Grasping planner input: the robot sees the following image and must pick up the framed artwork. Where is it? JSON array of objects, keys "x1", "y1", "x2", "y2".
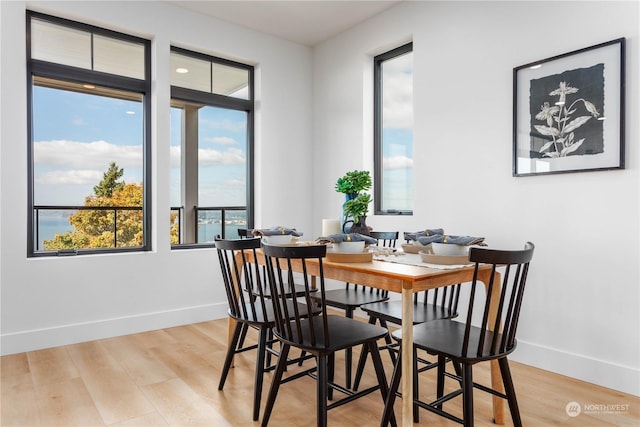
[{"x1": 513, "y1": 38, "x2": 625, "y2": 177}]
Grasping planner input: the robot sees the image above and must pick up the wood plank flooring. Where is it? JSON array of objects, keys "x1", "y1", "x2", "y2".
[{"x1": 2, "y1": 317, "x2": 639, "y2": 426}]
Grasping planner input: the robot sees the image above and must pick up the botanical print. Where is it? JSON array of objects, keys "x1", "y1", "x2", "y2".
[{"x1": 529, "y1": 64, "x2": 604, "y2": 158}]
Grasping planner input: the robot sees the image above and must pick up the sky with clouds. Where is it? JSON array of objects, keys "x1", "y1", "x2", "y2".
[
  {"x1": 381, "y1": 50, "x2": 413, "y2": 210},
  {"x1": 33, "y1": 85, "x2": 247, "y2": 207}
]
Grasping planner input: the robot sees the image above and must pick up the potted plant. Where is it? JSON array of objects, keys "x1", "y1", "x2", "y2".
[{"x1": 335, "y1": 170, "x2": 372, "y2": 234}]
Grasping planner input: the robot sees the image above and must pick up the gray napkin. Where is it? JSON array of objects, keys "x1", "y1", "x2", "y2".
[
  {"x1": 317, "y1": 233, "x2": 378, "y2": 245},
  {"x1": 404, "y1": 229, "x2": 445, "y2": 241},
  {"x1": 417, "y1": 235, "x2": 485, "y2": 246},
  {"x1": 252, "y1": 226, "x2": 303, "y2": 237}
]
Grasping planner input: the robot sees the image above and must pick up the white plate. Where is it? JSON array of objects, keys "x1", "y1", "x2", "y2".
[{"x1": 331, "y1": 241, "x2": 365, "y2": 253}]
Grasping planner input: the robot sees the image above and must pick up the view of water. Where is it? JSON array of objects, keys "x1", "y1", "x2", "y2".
[
  {"x1": 36, "y1": 216, "x2": 74, "y2": 250},
  {"x1": 36, "y1": 214, "x2": 246, "y2": 248},
  {"x1": 198, "y1": 223, "x2": 245, "y2": 242}
]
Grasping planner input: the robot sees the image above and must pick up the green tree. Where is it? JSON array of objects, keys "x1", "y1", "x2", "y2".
[{"x1": 93, "y1": 162, "x2": 124, "y2": 197}]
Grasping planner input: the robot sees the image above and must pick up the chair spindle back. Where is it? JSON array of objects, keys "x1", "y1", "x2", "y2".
[
  {"x1": 462, "y1": 242, "x2": 534, "y2": 357},
  {"x1": 263, "y1": 243, "x2": 329, "y2": 348}
]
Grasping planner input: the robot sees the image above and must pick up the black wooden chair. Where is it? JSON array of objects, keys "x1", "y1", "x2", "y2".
[
  {"x1": 237, "y1": 228, "x2": 251, "y2": 238},
  {"x1": 310, "y1": 230, "x2": 398, "y2": 389},
  {"x1": 352, "y1": 282, "x2": 461, "y2": 421},
  {"x1": 380, "y1": 242, "x2": 535, "y2": 427},
  {"x1": 215, "y1": 237, "x2": 315, "y2": 421},
  {"x1": 260, "y1": 242, "x2": 397, "y2": 427}
]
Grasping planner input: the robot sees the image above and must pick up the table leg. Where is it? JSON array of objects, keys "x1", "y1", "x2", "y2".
[{"x1": 401, "y1": 285, "x2": 413, "y2": 427}]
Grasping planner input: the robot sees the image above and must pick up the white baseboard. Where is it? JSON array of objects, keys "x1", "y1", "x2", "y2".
[
  {"x1": 0, "y1": 303, "x2": 229, "y2": 356},
  {"x1": 512, "y1": 339, "x2": 640, "y2": 397}
]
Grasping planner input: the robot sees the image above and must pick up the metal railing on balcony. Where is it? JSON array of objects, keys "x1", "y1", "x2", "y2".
[{"x1": 33, "y1": 205, "x2": 247, "y2": 251}]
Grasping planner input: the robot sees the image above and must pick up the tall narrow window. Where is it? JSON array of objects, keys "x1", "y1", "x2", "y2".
[
  {"x1": 374, "y1": 43, "x2": 413, "y2": 214},
  {"x1": 27, "y1": 12, "x2": 151, "y2": 256},
  {"x1": 170, "y1": 47, "x2": 253, "y2": 247}
]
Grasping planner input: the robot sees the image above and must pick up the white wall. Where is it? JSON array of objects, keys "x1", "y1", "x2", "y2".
[
  {"x1": 312, "y1": 1, "x2": 639, "y2": 395},
  {"x1": 0, "y1": 1, "x2": 314, "y2": 353}
]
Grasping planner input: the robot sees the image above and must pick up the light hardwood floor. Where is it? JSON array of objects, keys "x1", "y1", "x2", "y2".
[{"x1": 2, "y1": 317, "x2": 638, "y2": 426}]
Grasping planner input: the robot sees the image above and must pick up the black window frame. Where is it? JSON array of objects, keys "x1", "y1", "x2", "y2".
[
  {"x1": 26, "y1": 11, "x2": 152, "y2": 257},
  {"x1": 169, "y1": 46, "x2": 255, "y2": 249},
  {"x1": 373, "y1": 42, "x2": 413, "y2": 216}
]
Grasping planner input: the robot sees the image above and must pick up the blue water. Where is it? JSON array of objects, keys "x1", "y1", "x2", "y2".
[
  {"x1": 36, "y1": 215, "x2": 74, "y2": 249},
  {"x1": 37, "y1": 215, "x2": 245, "y2": 247},
  {"x1": 198, "y1": 223, "x2": 244, "y2": 242}
]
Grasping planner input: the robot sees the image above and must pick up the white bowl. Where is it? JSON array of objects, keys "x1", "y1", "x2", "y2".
[
  {"x1": 332, "y1": 241, "x2": 366, "y2": 253},
  {"x1": 263, "y1": 235, "x2": 295, "y2": 245},
  {"x1": 431, "y1": 242, "x2": 469, "y2": 256}
]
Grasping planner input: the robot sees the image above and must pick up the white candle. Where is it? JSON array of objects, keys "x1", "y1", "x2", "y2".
[{"x1": 322, "y1": 219, "x2": 341, "y2": 236}]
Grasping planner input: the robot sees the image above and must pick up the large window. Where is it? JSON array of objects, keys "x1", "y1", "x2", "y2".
[
  {"x1": 374, "y1": 43, "x2": 414, "y2": 214},
  {"x1": 170, "y1": 47, "x2": 253, "y2": 247},
  {"x1": 27, "y1": 12, "x2": 151, "y2": 256}
]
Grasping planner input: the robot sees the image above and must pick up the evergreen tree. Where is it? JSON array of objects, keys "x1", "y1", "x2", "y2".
[{"x1": 93, "y1": 162, "x2": 124, "y2": 198}]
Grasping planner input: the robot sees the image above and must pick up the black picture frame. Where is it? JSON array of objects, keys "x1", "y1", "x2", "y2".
[{"x1": 513, "y1": 38, "x2": 625, "y2": 177}]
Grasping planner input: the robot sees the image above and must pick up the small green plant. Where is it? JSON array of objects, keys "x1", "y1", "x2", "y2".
[
  {"x1": 343, "y1": 193, "x2": 372, "y2": 219},
  {"x1": 335, "y1": 170, "x2": 372, "y2": 195}
]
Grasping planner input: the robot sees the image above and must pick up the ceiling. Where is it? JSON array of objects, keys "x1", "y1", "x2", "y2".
[{"x1": 167, "y1": 1, "x2": 401, "y2": 46}]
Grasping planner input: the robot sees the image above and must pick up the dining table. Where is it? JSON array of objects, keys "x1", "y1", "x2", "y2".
[{"x1": 231, "y1": 248, "x2": 504, "y2": 427}]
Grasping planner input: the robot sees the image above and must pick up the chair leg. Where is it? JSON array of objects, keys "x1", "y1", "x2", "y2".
[
  {"x1": 498, "y1": 358, "x2": 522, "y2": 427},
  {"x1": 218, "y1": 321, "x2": 243, "y2": 390},
  {"x1": 462, "y1": 364, "x2": 474, "y2": 427},
  {"x1": 317, "y1": 354, "x2": 328, "y2": 427},
  {"x1": 260, "y1": 344, "x2": 290, "y2": 427},
  {"x1": 413, "y1": 347, "x2": 419, "y2": 422},
  {"x1": 328, "y1": 353, "x2": 335, "y2": 401},
  {"x1": 252, "y1": 327, "x2": 268, "y2": 421},
  {"x1": 352, "y1": 316, "x2": 376, "y2": 391},
  {"x1": 380, "y1": 350, "x2": 401, "y2": 427},
  {"x1": 344, "y1": 308, "x2": 354, "y2": 389},
  {"x1": 369, "y1": 342, "x2": 397, "y2": 427},
  {"x1": 436, "y1": 355, "x2": 447, "y2": 409}
]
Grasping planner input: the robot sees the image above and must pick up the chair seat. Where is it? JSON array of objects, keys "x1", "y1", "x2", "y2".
[
  {"x1": 392, "y1": 319, "x2": 516, "y2": 361},
  {"x1": 275, "y1": 314, "x2": 389, "y2": 353},
  {"x1": 316, "y1": 288, "x2": 389, "y2": 310},
  {"x1": 361, "y1": 300, "x2": 457, "y2": 325}
]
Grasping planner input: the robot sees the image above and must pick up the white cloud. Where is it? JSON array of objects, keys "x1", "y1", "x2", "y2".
[
  {"x1": 382, "y1": 53, "x2": 413, "y2": 130},
  {"x1": 35, "y1": 169, "x2": 102, "y2": 185},
  {"x1": 170, "y1": 145, "x2": 181, "y2": 167},
  {"x1": 170, "y1": 146, "x2": 245, "y2": 168},
  {"x1": 199, "y1": 147, "x2": 245, "y2": 166},
  {"x1": 34, "y1": 140, "x2": 142, "y2": 169},
  {"x1": 384, "y1": 155, "x2": 413, "y2": 170}
]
